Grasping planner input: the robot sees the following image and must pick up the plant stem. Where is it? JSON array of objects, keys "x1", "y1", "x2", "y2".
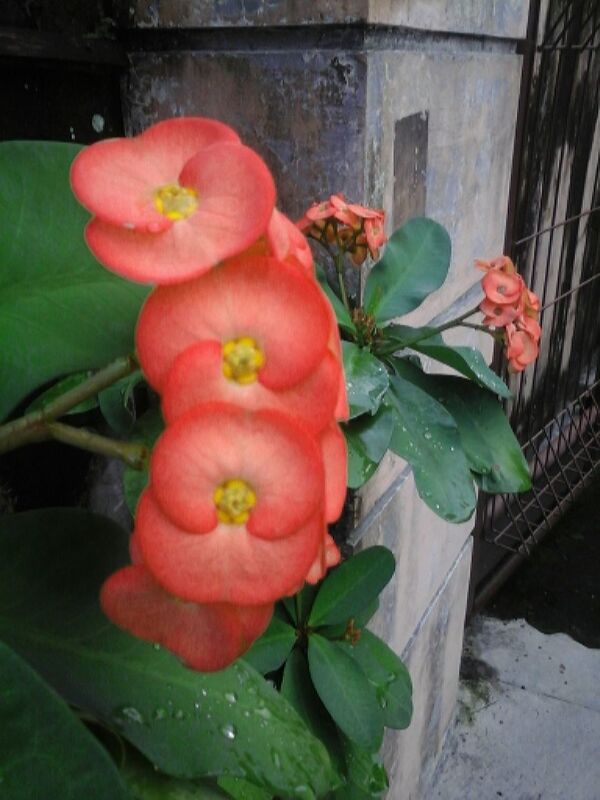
[
  {"x1": 46, "y1": 422, "x2": 148, "y2": 469},
  {"x1": 458, "y1": 321, "x2": 497, "y2": 334},
  {"x1": 335, "y1": 252, "x2": 351, "y2": 314},
  {"x1": 0, "y1": 355, "x2": 139, "y2": 458}
]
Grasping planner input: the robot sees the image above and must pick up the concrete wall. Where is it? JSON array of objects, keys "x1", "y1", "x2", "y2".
[{"x1": 120, "y1": 3, "x2": 528, "y2": 796}]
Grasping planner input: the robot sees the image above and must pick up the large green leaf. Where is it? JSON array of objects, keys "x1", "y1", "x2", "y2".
[
  {"x1": 381, "y1": 325, "x2": 510, "y2": 398},
  {"x1": 386, "y1": 374, "x2": 476, "y2": 522},
  {"x1": 339, "y1": 631, "x2": 412, "y2": 730},
  {"x1": 309, "y1": 547, "x2": 395, "y2": 629},
  {"x1": 217, "y1": 776, "x2": 271, "y2": 800},
  {"x1": 121, "y1": 747, "x2": 229, "y2": 800},
  {"x1": 0, "y1": 641, "x2": 128, "y2": 800},
  {"x1": 344, "y1": 404, "x2": 395, "y2": 489},
  {"x1": 0, "y1": 141, "x2": 149, "y2": 421},
  {"x1": 307, "y1": 636, "x2": 383, "y2": 751},
  {"x1": 391, "y1": 360, "x2": 531, "y2": 493},
  {"x1": 0, "y1": 509, "x2": 337, "y2": 799},
  {"x1": 363, "y1": 218, "x2": 451, "y2": 326},
  {"x1": 342, "y1": 343, "x2": 389, "y2": 419}
]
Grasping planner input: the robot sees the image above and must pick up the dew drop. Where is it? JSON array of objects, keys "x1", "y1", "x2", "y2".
[
  {"x1": 221, "y1": 723, "x2": 237, "y2": 740},
  {"x1": 271, "y1": 749, "x2": 282, "y2": 769},
  {"x1": 152, "y1": 643, "x2": 161, "y2": 651},
  {"x1": 254, "y1": 707, "x2": 272, "y2": 720},
  {"x1": 153, "y1": 707, "x2": 167, "y2": 721},
  {"x1": 174, "y1": 709, "x2": 186, "y2": 720},
  {"x1": 225, "y1": 692, "x2": 237, "y2": 704},
  {"x1": 120, "y1": 706, "x2": 145, "y2": 725},
  {"x1": 423, "y1": 431, "x2": 432, "y2": 440}
]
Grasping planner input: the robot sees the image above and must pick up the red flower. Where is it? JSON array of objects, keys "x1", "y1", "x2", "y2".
[
  {"x1": 136, "y1": 255, "x2": 331, "y2": 393},
  {"x1": 101, "y1": 564, "x2": 273, "y2": 671},
  {"x1": 71, "y1": 117, "x2": 276, "y2": 285},
  {"x1": 505, "y1": 323, "x2": 539, "y2": 372},
  {"x1": 150, "y1": 403, "x2": 325, "y2": 539},
  {"x1": 135, "y1": 490, "x2": 324, "y2": 605},
  {"x1": 481, "y1": 269, "x2": 524, "y2": 306}
]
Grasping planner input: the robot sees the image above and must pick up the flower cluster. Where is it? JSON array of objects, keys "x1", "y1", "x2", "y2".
[
  {"x1": 298, "y1": 193, "x2": 386, "y2": 265},
  {"x1": 71, "y1": 118, "x2": 347, "y2": 671},
  {"x1": 476, "y1": 256, "x2": 542, "y2": 372}
]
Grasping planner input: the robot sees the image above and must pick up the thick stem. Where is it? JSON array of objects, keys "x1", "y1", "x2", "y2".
[
  {"x1": 47, "y1": 422, "x2": 148, "y2": 470},
  {"x1": 0, "y1": 355, "x2": 138, "y2": 456},
  {"x1": 376, "y1": 305, "x2": 482, "y2": 355}
]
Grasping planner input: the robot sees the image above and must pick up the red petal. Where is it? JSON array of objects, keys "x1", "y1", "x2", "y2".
[
  {"x1": 136, "y1": 490, "x2": 324, "y2": 604},
  {"x1": 101, "y1": 564, "x2": 272, "y2": 671},
  {"x1": 136, "y1": 255, "x2": 331, "y2": 391},
  {"x1": 70, "y1": 117, "x2": 240, "y2": 231},
  {"x1": 151, "y1": 403, "x2": 324, "y2": 539},
  {"x1": 320, "y1": 422, "x2": 347, "y2": 523},
  {"x1": 162, "y1": 342, "x2": 339, "y2": 433}
]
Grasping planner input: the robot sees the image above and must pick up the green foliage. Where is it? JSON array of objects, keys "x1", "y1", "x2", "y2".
[
  {"x1": 98, "y1": 369, "x2": 144, "y2": 436},
  {"x1": 333, "y1": 738, "x2": 388, "y2": 799},
  {"x1": 217, "y1": 777, "x2": 271, "y2": 800},
  {"x1": 391, "y1": 359, "x2": 531, "y2": 493},
  {"x1": 307, "y1": 635, "x2": 383, "y2": 751},
  {"x1": 344, "y1": 404, "x2": 395, "y2": 489},
  {"x1": 0, "y1": 509, "x2": 338, "y2": 799},
  {"x1": 386, "y1": 373, "x2": 476, "y2": 522},
  {"x1": 338, "y1": 631, "x2": 412, "y2": 730},
  {"x1": 0, "y1": 641, "x2": 128, "y2": 800},
  {"x1": 123, "y1": 407, "x2": 165, "y2": 514},
  {"x1": 342, "y1": 342, "x2": 389, "y2": 419},
  {"x1": 308, "y1": 547, "x2": 395, "y2": 627},
  {"x1": 381, "y1": 325, "x2": 510, "y2": 398},
  {"x1": 0, "y1": 141, "x2": 148, "y2": 421},
  {"x1": 121, "y1": 747, "x2": 230, "y2": 799},
  {"x1": 364, "y1": 218, "x2": 451, "y2": 325},
  {"x1": 242, "y1": 616, "x2": 297, "y2": 675}
]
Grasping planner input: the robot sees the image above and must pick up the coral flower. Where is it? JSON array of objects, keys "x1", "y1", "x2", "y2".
[
  {"x1": 70, "y1": 117, "x2": 276, "y2": 284},
  {"x1": 135, "y1": 490, "x2": 325, "y2": 606},
  {"x1": 320, "y1": 421, "x2": 348, "y2": 522},
  {"x1": 505, "y1": 324, "x2": 539, "y2": 372},
  {"x1": 101, "y1": 564, "x2": 273, "y2": 672},
  {"x1": 136, "y1": 255, "x2": 332, "y2": 393},
  {"x1": 304, "y1": 533, "x2": 342, "y2": 585},
  {"x1": 150, "y1": 403, "x2": 325, "y2": 539},
  {"x1": 162, "y1": 340, "x2": 340, "y2": 430},
  {"x1": 481, "y1": 269, "x2": 524, "y2": 305},
  {"x1": 480, "y1": 298, "x2": 523, "y2": 328}
]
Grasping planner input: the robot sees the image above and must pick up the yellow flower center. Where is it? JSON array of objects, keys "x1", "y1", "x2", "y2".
[
  {"x1": 213, "y1": 478, "x2": 257, "y2": 525},
  {"x1": 154, "y1": 184, "x2": 199, "y2": 221},
  {"x1": 222, "y1": 337, "x2": 265, "y2": 384}
]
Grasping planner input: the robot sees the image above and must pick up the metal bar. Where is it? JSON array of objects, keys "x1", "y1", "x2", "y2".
[{"x1": 513, "y1": 203, "x2": 600, "y2": 245}]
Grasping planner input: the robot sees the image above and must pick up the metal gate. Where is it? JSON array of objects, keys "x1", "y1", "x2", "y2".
[{"x1": 471, "y1": 0, "x2": 600, "y2": 607}]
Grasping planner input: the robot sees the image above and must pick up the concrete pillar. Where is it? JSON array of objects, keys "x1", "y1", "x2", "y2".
[{"x1": 120, "y1": 3, "x2": 530, "y2": 795}]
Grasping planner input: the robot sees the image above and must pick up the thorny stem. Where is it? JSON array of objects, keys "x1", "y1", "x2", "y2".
[
  {"x1": 0, "y1": 355, "x2": 145, "y2": 468},
  {"x1": 376, "y1": 305, "x2": 482, "y2": 355}
]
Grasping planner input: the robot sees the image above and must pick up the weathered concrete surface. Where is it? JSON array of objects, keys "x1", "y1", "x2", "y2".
[
  {"x1": 380, "y1": 539, "x2": 473, "y2": 800},
  {"x1": 426, "y1": 617, "x2": 600, "y2": 800},
  {"x1": 124, "y1": 50, "x2": 367, "y2": 220},
  {"x1": 126, "y1": 0, "x2": 529, "y2": 38}
]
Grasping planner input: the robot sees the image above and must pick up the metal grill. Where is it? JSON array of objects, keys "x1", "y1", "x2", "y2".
[{"x1": 480, "y1": 0, "x2": 600, "y2": 555}]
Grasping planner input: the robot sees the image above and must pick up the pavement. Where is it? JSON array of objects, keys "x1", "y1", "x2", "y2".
[{"x1": 425, "y1": 615, "x2": 600, "y2": 800}]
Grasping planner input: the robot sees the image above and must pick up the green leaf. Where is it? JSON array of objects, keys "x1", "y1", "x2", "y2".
[
  {"x1": 391, "y1": 360, "x2": 531, "y2": 494},
  {"x1": 241, "y1": 616, "x2": 297, "y2": 675},
  {"x1": 217, "y1": 776, "x2": 271, "y2": 800},
  {"x1": 386, "y1": 374, "x2": 476, "y2": 522},
  {"x1": 0, "y1": 641, "x2": 128, "y2": 800},
  {"x1": 383, "y1": 325, "x2": 510, "y2": 398},
  {"x1": 0, "y1": 141, "x2": 149, "y2": 421},
  {"x1": 25, "y1": 371, "x2": 99, "y2": 415},
  {"x1": 344, "y1": 404, "x2": 395, "y2": 489},
  {"x1": 0, "y1": 509, "x2": 338, "y2": 799},
  {"x1": 342, "y1": 342, "x2": 389, "y2": 419},
  {"x1": 333, "y1": 737, "x2": 388, "y2": 799},
  {"x1": 364, "y1": 218, "x2": 451, "y2": 325},
  {"x1": 281, "y1": 650, "x2": 345, "y2": 781},
  {"x1": 315, "y1": 263, "x2": 355, "y2": 335},
  {"x1": 309, "y1": 547, "x2": 395, "y2": 628},
  {"x1": 121, "y1": 747, "x2": 229, "y2": 799},
  {"x1": 99, "y1": 370, "x2": 144, "y2": 435},
  {"x1": 318, "y1": 599, "x2": 379, "y2": 640},
  {"x1": 123, "y1": 407, "x2": 164, "y2": 514},
  {"x1": 339, "y1": 631, "x2": 412, "y2": 730},
  {"x1": 307, "y1": 636, "x2": 383, "y2": 751}
]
